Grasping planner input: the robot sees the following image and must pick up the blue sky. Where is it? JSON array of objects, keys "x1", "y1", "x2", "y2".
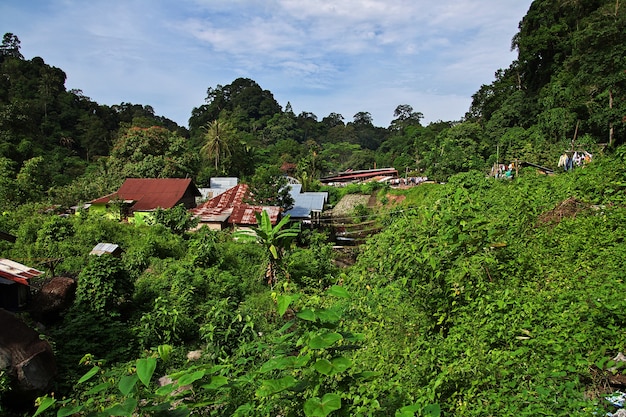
[{"x1": 1, "y1": 0, "x2": 533, "y2": 128}]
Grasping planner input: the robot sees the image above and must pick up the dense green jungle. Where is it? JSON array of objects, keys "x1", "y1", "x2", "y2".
[{"x1": 1, "y1": 0, "x2": 626, "y2": 415}]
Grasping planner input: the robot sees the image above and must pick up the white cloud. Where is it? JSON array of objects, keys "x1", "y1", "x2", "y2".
[{"x1": 0, "y1": 0, "x2": 533, "y2": 127}]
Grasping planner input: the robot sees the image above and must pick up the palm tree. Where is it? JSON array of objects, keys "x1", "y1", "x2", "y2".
[{"x1": 201, "y1": 118, "x2": 235, "y2": 172}]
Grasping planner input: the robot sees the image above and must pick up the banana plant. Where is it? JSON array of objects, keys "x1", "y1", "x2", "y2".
[{"x1": 235, "y1": 210, "x2": 300, "y2": 286}]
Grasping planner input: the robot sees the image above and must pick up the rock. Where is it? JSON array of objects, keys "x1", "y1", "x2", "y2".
[
  {"x1": 28, "y1": 277, "x2": 76, "y2": 323},
  {"x1": 0, "y1": 308, "x2": 56, "y2": 406},
  {"x1": 187, "y1": 350, "x2": 202, "y2": 361}
]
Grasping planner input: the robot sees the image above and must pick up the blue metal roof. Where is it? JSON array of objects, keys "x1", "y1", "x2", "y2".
[{"x1": 285, "y1": 188, "x2": 327, "y2": 219}]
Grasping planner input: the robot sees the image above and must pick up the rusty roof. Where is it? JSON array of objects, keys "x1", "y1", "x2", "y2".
[
  {"x1": 229, "y1": 205, "x2": 281, "y2": 226},
  {"x1": 320, "y1": 168, "x2": 398, "y2": 183},
  {"x1": 0, "y1": 258, "x2": 43, "y2": 286},
  {"x1": 91, "y1": 178, "x2": 201, "y2": 211},
  {"x1": 190, "y1": 183, "x2": 280, "y2": 225},
  {"x1": 190, "y1": 183, "x2": 250, "y2": 222}
]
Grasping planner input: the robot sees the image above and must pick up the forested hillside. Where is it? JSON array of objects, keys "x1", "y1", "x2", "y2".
[
  {"x1": 1, "y1": 0, "x2": 625, "y2": 210},
  {"x1": 1, "y1": 0, "x2": 626, "y2": 416}
]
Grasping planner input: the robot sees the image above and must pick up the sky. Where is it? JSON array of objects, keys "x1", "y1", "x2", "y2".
[{"x1": 1, "y1": 0, "x2": 534, "y2": 129}]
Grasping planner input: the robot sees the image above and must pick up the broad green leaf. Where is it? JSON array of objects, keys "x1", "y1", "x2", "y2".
[
  {"x1": 269, "y1": 244, "x2": 279, "y2": 259},
  {"x1": 303, "y1": 393, "x2": 342, "y2": 417},
  {"x1": 309, "y1": 332, "x2": 343, "y2": 349},
  {"x1": 327, "y1": 285, "x2": 350, "y2": 298},
  {"x1": 157, "y1": 344, "x2": 173, "y2": 361},
  {"x1": 57, "y1": 405, "x2": 83, "y2": 417},
  {"x1": 118, "y1": 374, "x2": 139, "y2": 396},
  {"x1": 296, "y1": 308, "x2": 317, "y2": 321},
  {"x1": 277, "y1": 294, "x2": 294, "y2": 316},
  {"x1": 77, "y1": 365, "x2": 100, "y2": 384},
  {"x1": 155, "y1": 383, "x2": 176, "y2": 396},
  {"x1": 313, "y1": 359, "x2": 334, "y2": 375},
  {"x1": 260, "y1": 356, "x2": 296, "y2": 373},
  {"x1": 103, "y1": 397, "x2": 138, "y2": 416},
  {"x1": 85, "y1": 382, "x2": 110, "y2": 395},
  {"x1": 395, "y1": 403, "x2": 420, "y2": 417},
  {"x1": 136, "y1": 357, "x2": 157, "y2": 387},
  {"x1": 201, "y1": 375, "x2": 228, "y2": 390},
  {"x1": 255, "y1": 376, "x2": 297, "y2": 397},
  {"x1": 233, "y1": 403, "x2": 253, "y2": 417},
  {"x1": 177, "y1": 370, "x2": 205, "y2": 387},
  {"x1": 293, "y1": 354, "x2": 311, "y2": 368},
  {"x1": 313, "y1": 357, "x2": 352, "y2": 376},
  {"x1": 315, "y1": 308, "x2": 341, "y2": 323},
  {"x1": 423, "y1": 403, "x2": 441, "y2": 417},
  {"x1": 353, "y1": 371, "x2": 381, "y2": 380},
  {"x1": 32, "y1": 396, "x2": 56, "y2": 417}
]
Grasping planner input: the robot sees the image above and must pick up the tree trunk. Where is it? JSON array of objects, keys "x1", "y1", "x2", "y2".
[{"x1": 609, "y1": 89, "x2": 615, "y2": 147}]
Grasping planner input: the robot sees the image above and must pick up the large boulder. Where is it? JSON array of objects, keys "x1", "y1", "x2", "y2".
[
  {"x1": 28, "y1": 277, "x2": 76, "y2": 323},
  {"x1": 0, "y1": 308, "x2": 56, "y2": 407}
]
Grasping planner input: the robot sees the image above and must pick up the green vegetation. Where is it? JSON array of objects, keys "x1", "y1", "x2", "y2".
[
  {"x1": 11, "y1": 151, "x2": 626, "y2": 417},
  {"x1": 1, "y1": 1, "x2": 626, "y2": 415}
]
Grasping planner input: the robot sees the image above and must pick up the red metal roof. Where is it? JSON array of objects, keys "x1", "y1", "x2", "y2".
[
  {"x1": 320, "y1": 168, "x2": 398, "y2": 183},
  {"x1": 190, "y1": 183, "x2": 280, "y2": 225},
  {"x1": 190, "y1": 184, "x2": 250, "y2": 221},
  {"x1": 0, "y1": 259, "x2": 43, "y2": 286},
  {"x1": 91, "y1": 178, "x2": 200, "y2": 211},
  {"x1": 229, "y1": 205, "x2": 281, "y2": 226}
]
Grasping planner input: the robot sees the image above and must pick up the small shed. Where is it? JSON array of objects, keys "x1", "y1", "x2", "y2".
[
  {"x1": 89, "y1": 243, "x2": 123, "y2": 257},
  {"x1": 0, "y1": 259, "x2": 43, "y2": 311},
  {"x1": 285, "y1": 185, "x2": 328, "y2": 225}
]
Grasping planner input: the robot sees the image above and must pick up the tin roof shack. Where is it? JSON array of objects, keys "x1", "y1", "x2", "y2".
[
  {"x1": 90, "y1": 243, "x2": 123, "y2": 257},
  {"x1": 0, "y1": 259, "x2": 43, "y2": 311},
  {"x1": 190, "y1": 184, "x2": 280, "y2": 230},
  {"x1": 90, "y1": 178, "x2": 201, "y2": 224},
  {"x1": 284, "y1": 184, "x2": 328, "y2": 225}
]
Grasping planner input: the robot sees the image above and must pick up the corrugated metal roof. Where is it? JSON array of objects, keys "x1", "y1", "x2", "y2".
[
  {"x1": 198, "y1": 177, "x2": 240, "y2": 201},
  {"x1": 289, "y1": 184, "x2": 302, "y2": 195},
  {"x1": 210, "y1": 177, "x2": 239, "y2": 189},
  {"x1": 229, "y1": 205, "x2": 281, "y2": 226},
  {"x1": 90, "y1": 243, "x2": 122, "y2": 256},
  {"x1": 190, "y1": 184, "x2": 250, "y2": 222},
  {"x1": 320, "y1": 168, "x2": 398, "y2": 183},
  {"x1": 191, "y1": 183, "x2": 281, "y2": 225},
  {"x1": 0, "y1": 259, "x2": 43, "y2": 286},
  {"x1": 91, "y1": 178, "x2": 201, "y2": 211},
  {"x1": 285, "y1": 186, "x2": 328, "y2": 219}
]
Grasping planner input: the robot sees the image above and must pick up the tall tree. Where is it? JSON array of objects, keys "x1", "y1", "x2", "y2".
[
  {"x1": 0, "y1": 33, "x2": 23, "y2": 60},
  {"x1": 201, "y1": 117, "x2": 236, "y2": 173},
  {"x1": 247, "y1": 165, "x2": 294, "y2": 211},
  {"x1": 108, "y1": 126, "x2": 197, "y2": 178}
]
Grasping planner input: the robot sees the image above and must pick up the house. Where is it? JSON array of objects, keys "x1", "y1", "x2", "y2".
[
  {"x1": 319, "y1": 168, "x2": 399, "y2": 185},
  {"x1": 89, "y1": 178, "x2": 201, "y2": 224},
  {"x1": 284, "y1": 184, "x2": 328, "y2": 225},
  {"x1": 0, "y1": 259, "x2": 43, "y2": 311},
  {"x1": 190, "y1": 183, "x2": 280, "y2": 230}
]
